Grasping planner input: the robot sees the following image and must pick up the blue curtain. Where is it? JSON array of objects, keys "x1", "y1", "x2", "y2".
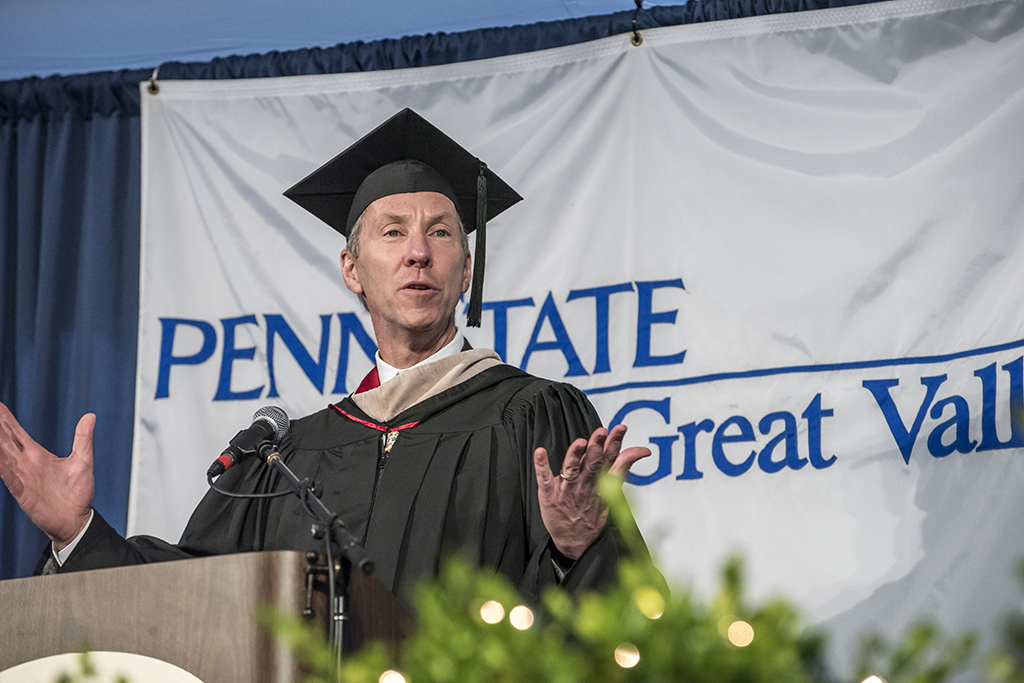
[
  {"x1": 0, "y1": 0, "x2": 878, "y2": 579},
  {"x1": 1, "y1": 77, "x2": 143, "y2": 579}
]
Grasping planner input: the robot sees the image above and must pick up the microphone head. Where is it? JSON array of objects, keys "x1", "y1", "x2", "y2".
[{"x1": 252, "y1": 406, "x2": 290, "y2": 444}]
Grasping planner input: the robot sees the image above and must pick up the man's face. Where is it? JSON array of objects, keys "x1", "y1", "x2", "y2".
[{"x1": 341, "y1": 191, "x2": 471, "y2": 345}]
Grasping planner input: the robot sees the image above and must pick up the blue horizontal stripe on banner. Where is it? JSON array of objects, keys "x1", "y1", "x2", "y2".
[{"x1": 583, "y1": 337, "x2": 1024, "y2": 396}]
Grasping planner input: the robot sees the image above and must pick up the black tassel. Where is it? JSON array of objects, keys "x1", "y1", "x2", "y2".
[{"x1": 468, "y1": 161, "x2": 487, "y2": 328}]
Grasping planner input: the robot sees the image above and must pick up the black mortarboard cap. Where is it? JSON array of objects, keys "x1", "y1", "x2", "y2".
[{"x1": 283, "y1": 108, "x2": 522, "y2": 327}]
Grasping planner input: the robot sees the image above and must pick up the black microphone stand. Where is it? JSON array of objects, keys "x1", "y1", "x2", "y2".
[{"x1": 258, "y1": 441, "x2": 374, "y2": 669}]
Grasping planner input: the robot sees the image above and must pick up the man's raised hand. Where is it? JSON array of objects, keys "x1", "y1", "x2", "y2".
[
  {"x1": 0, "y1": 402, "x2": 95, "y2": 549},
  {"x1": 533, "y1": 424, "x2": 650, "y2": 559}
]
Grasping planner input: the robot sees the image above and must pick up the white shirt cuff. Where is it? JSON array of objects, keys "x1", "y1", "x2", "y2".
[{"x1": 52, "y1": 509, "x2": 94, "y2": 566}]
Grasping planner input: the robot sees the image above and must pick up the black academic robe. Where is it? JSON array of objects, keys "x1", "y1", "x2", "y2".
[{"x1": 47, "y1": 364, "x2": 633, "y2": 604}]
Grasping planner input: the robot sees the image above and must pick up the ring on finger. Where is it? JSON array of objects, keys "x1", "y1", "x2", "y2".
[{"x1": 559, "y1": 471, "x2": 578, "y2": 482}]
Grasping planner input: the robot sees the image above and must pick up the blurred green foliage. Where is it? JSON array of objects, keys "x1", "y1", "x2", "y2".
[
  {"x1": 50, "y1": 650, "x2": 129, "y2": 683},
  {"x1": 854, "y1": 622, "x2": 976, "y2": 683},
  {"x1": 987, "y1": 559, "x2": 1024, "y2": 683}
]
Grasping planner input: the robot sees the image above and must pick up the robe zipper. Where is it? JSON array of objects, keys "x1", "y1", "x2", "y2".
[
  {"x1": 375, "y1": 430, "x2": 391, "y2": 493},
  {"x1": 361, "y1": 428, "x2": 394, "y2": 544}
]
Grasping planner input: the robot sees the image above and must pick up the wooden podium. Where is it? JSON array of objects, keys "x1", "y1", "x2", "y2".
[{"x1": 0, "y1": 551, "x2": 411, "y2": 682}]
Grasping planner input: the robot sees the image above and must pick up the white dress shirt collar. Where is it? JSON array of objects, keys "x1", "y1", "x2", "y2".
[{"x1": 375, "y1": 329, "x2": 465, "y2": 386}]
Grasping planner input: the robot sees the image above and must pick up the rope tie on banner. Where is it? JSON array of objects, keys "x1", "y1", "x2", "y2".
[
  {"x1": 147, "y1": 66, "x2": 160, "y2": 95},
  {"x1": 631, "y1": 0, "x2": 644, "y2": 46}
]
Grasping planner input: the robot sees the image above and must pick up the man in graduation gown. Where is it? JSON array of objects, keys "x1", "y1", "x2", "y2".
[{"x1": 0, "y1": 109, "x2": 652, "y2": 604}]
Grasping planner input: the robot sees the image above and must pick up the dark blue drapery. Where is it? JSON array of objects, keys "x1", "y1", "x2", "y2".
[{"x1": 0, "y1": 0, "x2": 877, "y2": 579}]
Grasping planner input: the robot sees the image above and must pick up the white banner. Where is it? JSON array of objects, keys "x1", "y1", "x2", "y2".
[{"x1": 138, "y1": 0, "x2": 1024, "y2": 670}]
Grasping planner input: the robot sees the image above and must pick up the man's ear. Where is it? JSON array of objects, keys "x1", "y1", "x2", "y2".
[
  {"x1": 461, "y1": 250, "x2": 472, "y2": 294},
  {"x1": 340, "y1": 250, "x2": 363, "y2": 295}
]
